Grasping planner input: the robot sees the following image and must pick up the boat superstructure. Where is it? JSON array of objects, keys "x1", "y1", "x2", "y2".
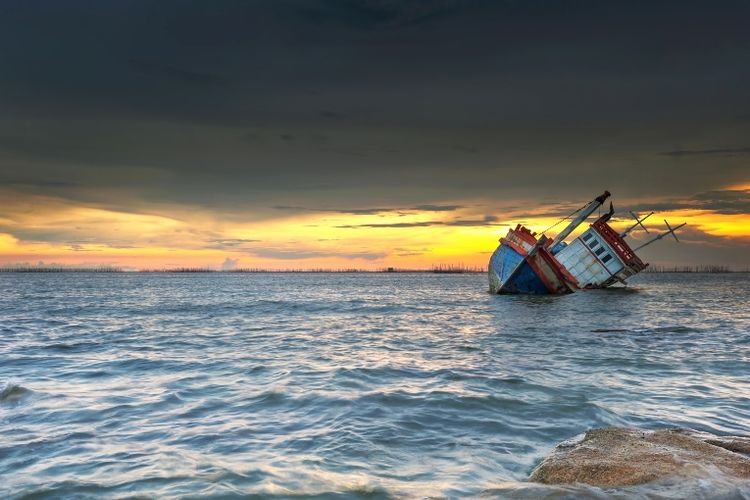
[{"x1": 488, "y1": 191, "x2": 685, "y2": 294}]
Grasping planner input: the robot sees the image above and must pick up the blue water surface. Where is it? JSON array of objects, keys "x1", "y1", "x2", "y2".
[{"x1": 1, "y1": 273, "x2": 749, "y2": 498}]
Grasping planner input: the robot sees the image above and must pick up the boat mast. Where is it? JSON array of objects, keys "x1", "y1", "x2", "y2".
[
  {"x1": 633, "y1": 220, "x2": 686, "y2": 251},
  {"x1": 621, "y1": 211, "x2": 654, "y2": 237},
  {"x1": 549, "y1": 191, "x2": 611, "y2": 248}
]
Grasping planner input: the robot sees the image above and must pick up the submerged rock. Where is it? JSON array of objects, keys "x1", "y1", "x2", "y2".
[{"x1": 530, "y1": 427, "x2": 750, "y2": 487}]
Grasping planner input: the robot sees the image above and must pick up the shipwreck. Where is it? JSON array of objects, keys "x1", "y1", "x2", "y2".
[{"x1": 488, "y1": 191, "x2": 686, "y2": 294}]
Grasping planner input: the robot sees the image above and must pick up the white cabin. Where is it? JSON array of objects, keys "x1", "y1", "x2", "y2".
[{"x1": 554, "y1": 218, "x2": 646, "y2": 288}]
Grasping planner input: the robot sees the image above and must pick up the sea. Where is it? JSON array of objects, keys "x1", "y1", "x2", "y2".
[{"x1": 1, "y1": 272, "x2": 749, "y2": 499}]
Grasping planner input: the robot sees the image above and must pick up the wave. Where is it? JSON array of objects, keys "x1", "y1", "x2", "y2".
[
  {"x1": 0, "y1": 380, "x2": 31, "y2": 403},
  {"x1": 591, "y1": 325, "x2": 701, "y2": 334}
]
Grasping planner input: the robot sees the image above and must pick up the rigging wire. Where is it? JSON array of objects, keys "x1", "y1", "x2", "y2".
[{"x1": 541, "y1": 203, "x2": 587, "y2": 234}]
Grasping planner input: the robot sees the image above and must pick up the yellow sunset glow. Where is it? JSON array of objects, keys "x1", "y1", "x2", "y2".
[
  {"x1": 0, "y1": 189, "x2": 748, "y2": 269},
  {"x1": 661, "y1": 211, "x2": 750, "y2": 238}
]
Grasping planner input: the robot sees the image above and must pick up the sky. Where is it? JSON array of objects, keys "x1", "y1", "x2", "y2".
[{"x1": 1, "y1": 0, "x2": 749, "y2": 270}]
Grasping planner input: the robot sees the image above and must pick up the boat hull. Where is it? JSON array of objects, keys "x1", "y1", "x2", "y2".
[
  {"x1": 488, "y1": 226, "x2": 577, "y2": 295},
  {"x1": 488, "y1": 241, "x2": 549, "y2": 294}
]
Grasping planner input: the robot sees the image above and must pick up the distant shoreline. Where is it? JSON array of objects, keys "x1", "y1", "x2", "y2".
[
  {"x1": 0, "y1": 265, "x2": 483, "y2": 274},
  {"x1": 0, "y1": 266, "x2": 747, "y2": 274}
]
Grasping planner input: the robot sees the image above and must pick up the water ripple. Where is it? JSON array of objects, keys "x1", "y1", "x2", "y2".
[{"x1": 1, "y1": 272, "x2": 749, "y2": 498}]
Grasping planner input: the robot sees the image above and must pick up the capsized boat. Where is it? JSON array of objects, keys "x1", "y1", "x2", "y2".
[{"x1": 488, "y1": 191, "x2": 686, "y2": 294}]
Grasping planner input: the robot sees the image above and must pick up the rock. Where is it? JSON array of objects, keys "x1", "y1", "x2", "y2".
[
  {"x1": 671, "y1": 427, "x2": 750, "y2": 456},
  {"x1": 530, "y1": 427, "x2": 750, "y2": 487}
]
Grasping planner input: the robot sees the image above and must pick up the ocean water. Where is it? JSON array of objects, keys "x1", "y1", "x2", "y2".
[{"x1": 1, "y1": 272, "x2": 749, "y2": 499}]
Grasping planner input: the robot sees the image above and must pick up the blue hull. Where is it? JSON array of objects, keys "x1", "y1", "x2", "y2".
[{"x1": 488, "y1": 243, "x2": 549, "y2": 294}]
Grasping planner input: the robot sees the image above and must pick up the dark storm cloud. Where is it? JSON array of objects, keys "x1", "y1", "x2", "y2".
[
  {"x1": 624, "y1": 189, "x2": 750, "y2": 216},
  {"x1": 0, "y1": 175, "x2": 78, "y2": 189},
  {"x1": 337, "y1": 221, "x2": 434, "y2": 228},
  {"x1": 660, "y1": 147, "x2": 750, "y2": 157},
  {"x1": 273, "y1": 205, "x2": 394, "y2": 215},
  {"x1": 273, "y1": 204, "x2": 462, "y2": 214},
  {"x1": 0, "y1": 0, "x2": 749, "y2": 217},
  {"x1": 449, "y1": 145, "x2": 479, "y2": 154},
  {"x1": 413, "y1": 204, "x2": 463, "y2": 212},
  {"x1": 316, "y1": 0, "x2": 464, "y2": 29},
  {"x1": 498, "y1": 202, "x2": 594, "y2": 221},
  {"x1": 447, "y1": 215, "x2": 500, "y2": 226},
  {"x1": 249, "y1": 248, "x2": 387, "y2": 260},
  {"x1": 1, "y1": 224, "x2": 146, "y2": 250},
  {"x1": 128, "y1": 58, "x2": 228, "y2": 86},
  {"x1": 336, "y1": 215, "x2": 503, "y2": 228}
]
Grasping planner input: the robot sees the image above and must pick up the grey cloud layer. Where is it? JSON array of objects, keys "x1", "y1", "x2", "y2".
[
  {"x1": 660, "y1": 147, "x2": 750, "y2": 157},
  {"x1": 336, "y1": 215, "x2": 502, "y2": 228},
  {"x1": 0, "y1": 0, "x2": 748, "y2": 256},
  {"x1": 273, "y1": 204, "x2": 463, "y2": 215},
  {"x1": 623, "y1": 189, "x2": 750, "y2": 216}
]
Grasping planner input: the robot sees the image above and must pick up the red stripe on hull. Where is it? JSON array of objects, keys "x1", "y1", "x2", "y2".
[
  {"x1": 510, "y1": 225, "x2": 539, "y2": 246},
  {"x1": 501, "y1": 238, "x2": 529, "y2": 257},
  {"x1": 525, "y1": 248, "x2": 577, "y2": 294},
  {"x1": 539, "y1": 247, "x2": 579, "y2": 289}
]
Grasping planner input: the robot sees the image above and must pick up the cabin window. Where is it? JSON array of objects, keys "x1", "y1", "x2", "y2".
[
  {"x1": 602, "y1": 254, "x2": 612, "y2": 263},
  {"x1": 582, "y1": 232, "x2": 593, "y2": 242},
  {"x1": 589, "y1": 240, "x2": 599, "y2": 249},
  {"x1": 595, "y1": 246, "x2": 605, "y2": 256}
]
